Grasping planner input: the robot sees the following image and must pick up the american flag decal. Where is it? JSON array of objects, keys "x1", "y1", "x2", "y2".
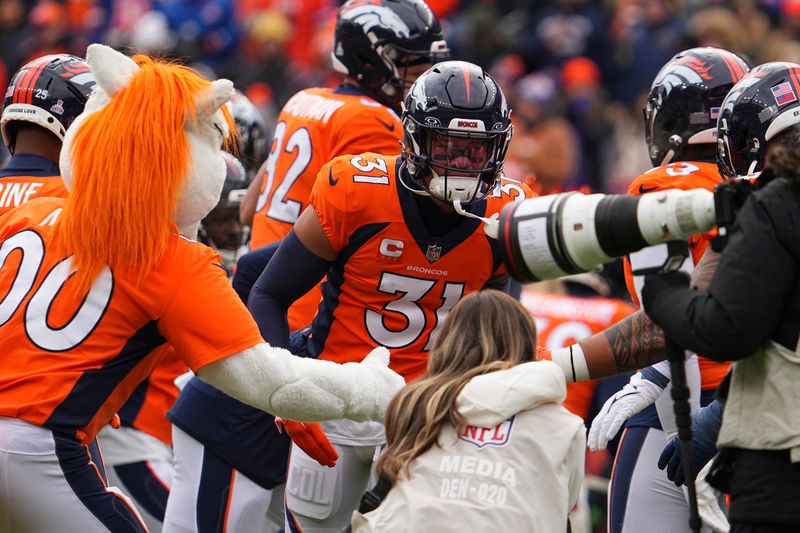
[{"x1": 771, "y1": 81, "x2": 797, "y2": 106}]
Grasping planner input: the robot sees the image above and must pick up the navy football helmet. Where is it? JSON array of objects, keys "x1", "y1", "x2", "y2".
[
  {"x1": 332, "y1": 0, "x2": 449, "y2": 112},
  {"x1": 717, "y1": 61, "x2": 800, "y2": 178},
  {"x1": 200, "y1": 152, "x2": 250, "y2": 273},
  {"x1": 400, "y1": 60, "x2": 512, "y2": 205},
  {"x1": 1, "y1": 54, "x2": 96, "y2": 152},
  {"x1": 644, "y1": 47, "x2": 750, "y2": 167},
  {"x1": 226, "y1": 91, "x2": 268, "y2": 179}
]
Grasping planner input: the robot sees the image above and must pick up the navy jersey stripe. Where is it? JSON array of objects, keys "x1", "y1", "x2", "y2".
[
  {"x1": 117, "y1": 377, "x2": 150, "y2": 428},
  {"x1": 331, "y1": 83, "x2": 366, "y2": 97},
  {"x1": 308, "y1": 222, "x2": 389, "y2": 357},
  {"x1": 44, "y1": 320, "x2": 165, "y2": 435},
  {"x1": 608, "y1": 427, "x2": 647, "y2": 533}
]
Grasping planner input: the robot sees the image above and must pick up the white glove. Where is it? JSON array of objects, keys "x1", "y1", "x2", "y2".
[
  {"x1": 588, "y1": 371, "x2": 663, "y2": 451},
  {"x1": 342, "y1": 346, "x2": 406, "y2": 422},
  {"x1": 198, "y1": 344, "x2": 405, "y2": 423},
  {"x1": 697, "y1": 457, "x2": 729, "y2": 533}
]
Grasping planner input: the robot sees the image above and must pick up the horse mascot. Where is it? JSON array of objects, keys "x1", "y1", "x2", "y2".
[{"x1": 0, "y1": 43, "x2": 401, "y2": 532}]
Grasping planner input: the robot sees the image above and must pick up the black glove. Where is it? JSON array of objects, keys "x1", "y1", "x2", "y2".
[{"x1": 641, "y1": 271, "x2": 690, "y2": 317}]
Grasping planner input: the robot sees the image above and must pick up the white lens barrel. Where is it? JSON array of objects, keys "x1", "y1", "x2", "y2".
[
  {"x1": 636, "y1": 188, "x2": 716, "y2": 243},
  {"x1": 498, "y1": 188, "x2": 717, "y2": 282}
]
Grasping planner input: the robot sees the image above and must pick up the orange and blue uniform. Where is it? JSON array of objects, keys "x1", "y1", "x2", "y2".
[
  {"x1": 251, "y1": 86, "x2": 401, "y2": 248},
  {"x1": 116, "y1": 346, "x2": 187, "y2": 446},
  {"x1": 623, "y1": 161, "x2": 730, "y2": 392},
  {"x1": 307, "y1": 153, "x2": 531, "y2": 381},
  {"x1": 249, "y1": 85, "x2": 402, "y2": 330},
  {"x1": 170, "y1": 153, "x2": 530, "y2": 495},
  {"x1": 607, "y1": 161, "x2": 731, "y2": 533},
  {"x1": 0, "y1": 153, "x2": 67, "y2": 216},
  {"x1": 0, "y1": 197, "x2": 262, "y2": 444},
  {"x1": 0, "y1": 197, "x2": 262, "y2": 532}
]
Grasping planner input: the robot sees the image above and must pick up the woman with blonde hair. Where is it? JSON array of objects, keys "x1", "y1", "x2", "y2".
[{"x1": 353, "y1": 290, "x2": 586, "y2": 532}]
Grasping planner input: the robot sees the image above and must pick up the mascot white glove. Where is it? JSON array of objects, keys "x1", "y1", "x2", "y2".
[
  {"x1": 199, "y1": 344, "x2": 405, "y2": 423},
  {"x1": 340, "y1": 347, "x2": 405, "y2": 422},
  {"x1": 588, "y1": 370, "x2": 664, "y2": 451}
]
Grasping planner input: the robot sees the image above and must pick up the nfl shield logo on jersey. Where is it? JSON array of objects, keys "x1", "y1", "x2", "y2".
[
  {"x1": 460, "y1": 416, "x2": 515, "y2": 448},
  {"x1": 425, "y1": 243, "x2": 442, "y2": 263}
]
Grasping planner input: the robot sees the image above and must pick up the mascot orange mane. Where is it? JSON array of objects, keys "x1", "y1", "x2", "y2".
[
  {"x1": 54, "y1": 43, "x2": 400, "y2": 423},
  {"x1": 57, "y1": 45, "x2": 235, "y2": 291}
]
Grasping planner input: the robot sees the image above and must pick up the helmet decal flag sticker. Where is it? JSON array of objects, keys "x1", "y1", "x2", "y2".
[{"x1": 771, "y1": 81, "x2": 798, "y2": 106}]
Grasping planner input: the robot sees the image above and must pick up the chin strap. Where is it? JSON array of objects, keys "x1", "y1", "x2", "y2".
[{"x1": 452, "y1": 199, "x2": 500, "y2": 239}]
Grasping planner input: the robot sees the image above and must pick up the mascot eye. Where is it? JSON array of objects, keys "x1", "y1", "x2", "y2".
[{"x1": 213, "y1": 123, "x2": 225, "y2": 148}]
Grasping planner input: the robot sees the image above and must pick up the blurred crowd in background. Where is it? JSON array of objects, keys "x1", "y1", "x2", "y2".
[{"x1": 0, "y1": 0, "x2": 794, "y2": 191}]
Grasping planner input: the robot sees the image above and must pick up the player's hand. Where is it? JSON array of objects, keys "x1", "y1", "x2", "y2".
[
  {"x1": 658, "y1": 400, "x2": 723, "y2": 486},
  {"x1": 588, "y1": 371, "x2": 664, "y2": 451},
  {"x1": 276, "y1": 418, "x2": 338, "y2": 468},
  {"x1": 342, "y1": 347, "x2": 405, "y2": 423}
]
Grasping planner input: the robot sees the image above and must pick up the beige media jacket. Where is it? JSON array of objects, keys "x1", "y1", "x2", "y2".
[{"x1": 352, "y1": 360, "x2": 586, "y2": 533}]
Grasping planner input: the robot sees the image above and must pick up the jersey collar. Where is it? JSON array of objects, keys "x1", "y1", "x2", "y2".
[
  {"x1": 0, "y1": 154, "x2": 60, "y2": 178},
  {"x1": 332, "y1": 83, "x2": 367, "y2": 97},
  {"x1": 396, "y1": 160, "x2": 488, "y2": 258}
]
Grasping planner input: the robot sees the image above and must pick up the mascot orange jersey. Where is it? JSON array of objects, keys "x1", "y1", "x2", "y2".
[
  {"x1": 250, "y1": 87, "x2": 402, "y2": 248},
  {"x1": 624, "y1": 160, "x2": 730, "y2": 389},
  {"x1": 250, "y1": 86, "x2": 402, "y2": 329},
  {"x1": 307, "y1": 153, "x2": 531, "y2": 381},
  {"x1": 522, "y1": 290, "x2": 635, "y2": 420},
  {"x1": 0, "y1": 198, "x2": 262, "y2": 443}
]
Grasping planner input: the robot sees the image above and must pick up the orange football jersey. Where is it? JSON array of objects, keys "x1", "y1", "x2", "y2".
[
  {"x1": 623, "y1": 161, "x2": 730, "y2": 389},
  {"x1": 307, "y1": 153, "x2": 531, "y2": 381},
  {"x1": 250, "y1": 86, "x2": 402, "y2": 248},
  {"x1": 0, "y1": 153, "x2": 68, "y2": 217},
  {"x1": 0, "y1": 198, "x2": 262, "y2": 443},
  {"x1": 522, "y1": 290, "x2": 636, "y2": 420},
  {"x1": 0, "y1": 176, "x2": 67, "y2": 216},
  {"x1": 250, "y1": 86, "x2": 402, "y2": 330}
]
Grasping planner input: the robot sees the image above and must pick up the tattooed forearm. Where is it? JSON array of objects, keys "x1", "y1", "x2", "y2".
[
  {"x1": 690, "y1": 247, "x2": 720, "y2": 294},
  {"x1": 579, "y1": 246, "x2": 719, "y2": 378},
  {"x1": 604, "y1": 309, "x2": 667, "y2": 371}
]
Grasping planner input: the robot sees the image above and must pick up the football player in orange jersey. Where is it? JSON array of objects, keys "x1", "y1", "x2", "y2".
[
  {"x1": 578, "y1": 47, "x2": 751, "y2": 533},
  {"x1": 0, "y1": 54, "x2": 95, "y2": 216},
  {"x1": 236, "y1": 0, "x2": 448, "y2": 329},
  {"x1": 167, "y1": 1, "x2": 449, "y2": 530},
  {"x1": 248, "y1": 60, "x2": 531, "y2": 532}
]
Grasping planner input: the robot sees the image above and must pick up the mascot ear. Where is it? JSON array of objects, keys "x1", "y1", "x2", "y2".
[
  {"x1": 86, "y1": 43, "x2": 139, "y2": 97},
  {"x1": 197, "y1": 79, "x2": 235, "y2": 117}
]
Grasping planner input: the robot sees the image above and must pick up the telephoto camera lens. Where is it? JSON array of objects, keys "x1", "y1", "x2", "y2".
[{"x1": 496, "y1": 189, "x2": 716, "y2": 282}]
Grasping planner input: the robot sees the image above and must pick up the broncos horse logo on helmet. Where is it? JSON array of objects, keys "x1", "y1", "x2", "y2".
[
  {"x1": 644, "y1": 47, "x2": 750, "y2": 167},
  {"x1": 332, "y1": 0, "x2": 449, "y2": 113}
]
